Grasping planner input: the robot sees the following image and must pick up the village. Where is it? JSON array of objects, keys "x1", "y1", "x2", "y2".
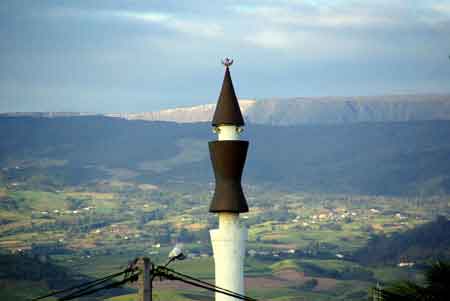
[{"x1": 1, "y1": 179, "x2": 444, "y2": 264}]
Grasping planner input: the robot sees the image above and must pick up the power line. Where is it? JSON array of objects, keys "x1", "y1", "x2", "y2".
[
  {"x1": 30, "y1": 267, "x2": 135, "y2": 300},
  {"x1": 30, "y1": 258, "x2": 257, "y2": 301},
  {"x1": 30, "y1": 270, "x2": 126, "y2": 300},
  {"x1": 57, "y1": 271, "x2": 138, "y2": 301},
  {"x1": 162, "y1": 272, "x2": 255, "y2": 301},
  {"x1": 155, "y1": 266, "x2": 257, "y2": 301},
  {"x1": 58, "y1": 274, "x2": 139, "y2": 301},
  {"x1": 157, "y1": 266, "x2": 256, "y2": 301}
]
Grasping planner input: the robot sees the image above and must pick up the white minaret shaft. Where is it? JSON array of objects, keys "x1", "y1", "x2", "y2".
[{"x1": 210, "y1": 125, "x2": 247, "y2": 301}]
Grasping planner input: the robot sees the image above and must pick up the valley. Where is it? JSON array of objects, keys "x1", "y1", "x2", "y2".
[
  {"x1": 1, "y1": 181, "x2": 448, "y2": 300},
  {"x1": 0, "y1": 116, "x2": 449, "y2": 300}
]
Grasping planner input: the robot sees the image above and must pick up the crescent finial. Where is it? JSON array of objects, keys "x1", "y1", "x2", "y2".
[{"x1": 221, "y1": 57, "x2": 234, "y2": 68}]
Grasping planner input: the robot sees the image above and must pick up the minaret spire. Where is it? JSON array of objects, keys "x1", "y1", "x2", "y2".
[
  {"x1": 209, "y1": 58, "x2": 249, "y2": 212},
  {"x1": 212, "y1": 58, "x2": 245, "y2": 127},
  {"x1": 209, "y1": 58, "x2": 249, "y2": 301}
]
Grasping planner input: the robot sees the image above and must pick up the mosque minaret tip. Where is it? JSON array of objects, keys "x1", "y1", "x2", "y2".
[{"x1": 209, "y1": 58, "x2": 249, "y2": 301}]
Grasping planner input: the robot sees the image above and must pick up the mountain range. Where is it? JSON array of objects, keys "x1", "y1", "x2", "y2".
[
  {"x1": 108, "y1": 94, "x2": 450, "y2": 126},
  {"x1": 1, "y1": 116, "x2": 450, "y2": 196},
  {"x1": 2, "y1": 94, "x2": 450, "y2": 126}
]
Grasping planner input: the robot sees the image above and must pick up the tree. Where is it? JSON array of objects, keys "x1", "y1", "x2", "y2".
[
  {"x1": 372, "y1": 261, "x2": 450, "y2": 300},
  {"x1": 301, "y1": 278, "x2": 318, "y2": 291}
]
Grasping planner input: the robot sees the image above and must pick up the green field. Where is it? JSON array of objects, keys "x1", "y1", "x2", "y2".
[{"x1": 1, "y1": 181, "x2": 448, "y2": 301}]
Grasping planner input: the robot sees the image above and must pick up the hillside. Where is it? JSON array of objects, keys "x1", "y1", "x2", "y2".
[
  {"x1": 107, "y1": 99, "x2": 256, "y2": 123},
  {"x1": 355, "y1": 216, "x2": 450, "y2": 265},
  {"x1": 1, "y1": 116, "x2": 450, "y2": 301},
  {"x1": 104, "y1": 94, "x2": 450, "y2": 125},
  {"x1": 0, "y1": 252, "x2": 75, "y2": 301},
  {"x1": 0, "y1": 251, "x2": 132, "y2": 301},
  {"x1": 1, "y1": 116, "x2": 450, "y2": 196},
  {"x1": 3, "y1": 94, "x2": 450, "y2": 126}
]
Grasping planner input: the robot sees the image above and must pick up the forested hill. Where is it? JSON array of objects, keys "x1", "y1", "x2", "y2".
[
  {"x1": 355, "y1": 216, "x2": 450, "y2": 265},
  {"x1": 0, "y1": 252, "x2": 74, "y2": 300},
  {"x1": 1, "y1": 116, "x2": 450, "y2": 196},
  {"x1": 0, "y1": 251, "x2": 131, "y2": 301}
]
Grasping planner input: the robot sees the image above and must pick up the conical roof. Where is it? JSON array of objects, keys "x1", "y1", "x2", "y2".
[{"x1": 212, "y1": 67, "x2": 245, "y2": 126}]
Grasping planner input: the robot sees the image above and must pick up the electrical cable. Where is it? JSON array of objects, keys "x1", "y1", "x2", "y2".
[
  {"x1": 163, "y1": 272, "x2": 256, "y2": 301},
  {"x1": 158, "y1": 266, "x2": 256, "y2": 301},
  {"x1": 55, "y1": 270, "x2": 137, "y2": 301},
  {"x1": 31, "y1": 259, "x2": 257, "y2": 301},
  {"x1": 57, "y1": 273, "x2": 139, "y2": 301},
  {"x1": 158, "y1": 267, "x2": 255, "y2": 300},
  {"x1": 30, "y1": 268, "x2": 132, "y2": 300}
]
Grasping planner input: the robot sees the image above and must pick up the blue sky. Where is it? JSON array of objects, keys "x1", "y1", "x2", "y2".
[{"x1": 1, "y1": 0, "x2": 450, "y2": 112}]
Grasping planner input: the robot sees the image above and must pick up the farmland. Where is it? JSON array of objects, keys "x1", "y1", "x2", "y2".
[
  {"x1": 1, "y1": 179, "x2": 448, "y2": 300},
  {"x1": 1, "y1": 117, "x2": 450, "y2": 300}
]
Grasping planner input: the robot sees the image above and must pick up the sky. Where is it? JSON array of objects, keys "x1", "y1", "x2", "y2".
[{"x1": 1, "y1": 0, "x2": 450, "y2": 113}]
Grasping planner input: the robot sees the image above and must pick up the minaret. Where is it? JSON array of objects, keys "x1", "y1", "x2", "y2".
[{"x1": 209, "y1": 58, "x2": 249, "y2": 301}]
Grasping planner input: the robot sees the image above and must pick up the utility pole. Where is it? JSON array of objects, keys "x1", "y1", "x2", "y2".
[
  {"x1": 137, "y1": 257, "x2": 152, "y2": 301},
  {"x1": 373, "y1": 282, "x2": 382, "y2": 301}
]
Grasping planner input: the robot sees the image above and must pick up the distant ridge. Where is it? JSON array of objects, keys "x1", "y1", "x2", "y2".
[
  {"x1": 246, "y1": 94, "x2": 450, "y2": 125},
  {"x1": 0, "y1": 112, "x2": 99, "y2": 118},
  {"x1": 106, "y1": 94, "x2": 450, "y2": 125},
  {"x1": 3, "y1": 94, "x2": 450, "y2": 125},
  {"x1": 106, "y1": 100, "x2": 256, "y2": 123}
]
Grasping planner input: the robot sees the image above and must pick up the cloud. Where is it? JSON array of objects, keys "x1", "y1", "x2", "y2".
[
  {"x1": 244, "y1": 30, "x2": 293, "y2": 50},
  {"x1": 227, "y1": 0, "x2": 450, "y2": 61},
  {"x1": 112, "y1": 11, "x2": 169, "y2": 23},
  {"x1": 48, "y1": 8, "x2": 224, "y2": 39},
  {"x1": 232, "y1": 4, "x2": 400, "y2": 29},
  {"x1": 109, "y1": 11, "x2": 224, "y2": 38},
  {"x1": 1, "y1": 0, "x2": 449, "y2": 112},
  {"x1": 432, "y1": 2, "x2": 450, "y2": 15},
  {"x1": 43, "y1": 2, "x2": 450, "y2": 57}
]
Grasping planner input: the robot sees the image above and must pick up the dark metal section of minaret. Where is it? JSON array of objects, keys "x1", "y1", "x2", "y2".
[
  {"x1": 212, "y1": 67, "x2": 245, "y2": 127},
  {"x1": 208, "y1": 140, "x2": 249, "y2": 213}
]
